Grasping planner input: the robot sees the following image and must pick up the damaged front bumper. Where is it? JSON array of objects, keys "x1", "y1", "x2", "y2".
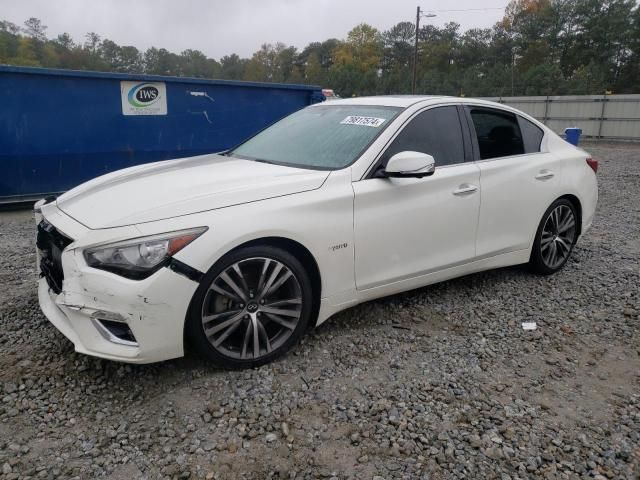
[{"x1": 35, "y1": 201, "x2": 199, "y2": 364}]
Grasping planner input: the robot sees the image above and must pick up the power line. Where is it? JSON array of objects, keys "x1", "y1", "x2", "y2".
[{"x1": 423, "y1": 6, "x2": 507, "y2": 13}]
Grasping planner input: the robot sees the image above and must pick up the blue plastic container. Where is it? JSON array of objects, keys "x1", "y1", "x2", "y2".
[
  {"x1": 0, "y1": 66, "x2": 323, "y2": 202},
  {"x1": 564, "y1": 127, "x2": 582, "y2": 146}
]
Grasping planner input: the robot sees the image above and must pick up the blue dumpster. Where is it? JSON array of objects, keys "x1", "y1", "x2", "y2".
[
  {"x1": 564, "y1": 127, "x2": 582, "y2": 146},
  {"x1": 0, "y1": 66, "x2": 324, "y2": 202}
]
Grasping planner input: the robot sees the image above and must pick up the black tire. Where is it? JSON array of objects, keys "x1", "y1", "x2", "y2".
[
  {"x1": 186, "y1": 245, "x2": 314, "y2": 369},
  {"x1": 529, "y1": 198, "x2": 578, "y2": 275}
]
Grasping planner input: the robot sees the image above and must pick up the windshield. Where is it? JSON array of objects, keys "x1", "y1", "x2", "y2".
[{"x1": 229, "y1": 105, "x2": 402, "y2": 170}]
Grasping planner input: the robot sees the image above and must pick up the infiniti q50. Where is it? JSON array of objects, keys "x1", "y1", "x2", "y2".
[{"x1": 35, "y1": 96, "x2": 598, "y2": 368}]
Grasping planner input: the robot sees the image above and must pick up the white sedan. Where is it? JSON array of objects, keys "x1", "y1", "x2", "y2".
[{"x1": 35, "y1": 96, "x2": 598, "y2": 368}]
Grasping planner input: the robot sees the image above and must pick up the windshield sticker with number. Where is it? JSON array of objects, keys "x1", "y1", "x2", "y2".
[{"x1": 340, "y1": 116, "x2": 386, "y2": 127}]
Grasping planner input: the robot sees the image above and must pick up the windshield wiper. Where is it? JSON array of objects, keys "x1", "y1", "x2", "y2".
[
  {"x1": 227, "y1": 152, "x2": 281, "y2": 165},
  {"x1": 251, "y1": 158, "x2": 276, "y2": 165}
]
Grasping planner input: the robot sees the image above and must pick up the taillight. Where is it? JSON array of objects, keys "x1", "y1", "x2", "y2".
[{"x1": 586, "y1": 158, "x2": 598, "y2": 174}]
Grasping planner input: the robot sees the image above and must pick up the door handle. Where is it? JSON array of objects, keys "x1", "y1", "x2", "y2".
[
  {"x1": 535, "y1": 169, "x2": 555, "y2": 180},
  {"x1": 452, "y1": 184, "x2": 478, "y2": 196}
]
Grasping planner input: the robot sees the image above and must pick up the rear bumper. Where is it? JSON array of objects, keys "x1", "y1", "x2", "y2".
[{"x1": 578, "y1": 179, "x2": 597, "y2": 241}]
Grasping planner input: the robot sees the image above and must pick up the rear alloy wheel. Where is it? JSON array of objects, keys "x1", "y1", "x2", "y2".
[
  {"x1": 529, "y1": 199, "x2": 578, "y2": 274},
  {"x1": 186, "y1": 246, "x2": 313, "y2": 368}
]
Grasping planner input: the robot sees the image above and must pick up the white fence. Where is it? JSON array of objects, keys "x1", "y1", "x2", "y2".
[{"x1": 480, "y1": 94, "x2": 640, "y2": 141}]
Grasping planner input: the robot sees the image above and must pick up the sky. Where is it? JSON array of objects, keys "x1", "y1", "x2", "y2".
[{"x1": 1, "y1": 0, "x2": 507, "y2": 59}]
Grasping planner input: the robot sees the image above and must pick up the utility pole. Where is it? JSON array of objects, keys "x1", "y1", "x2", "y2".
[
  {"x1": 412, "y1": 7, "x2": 436, "y2": 94},
  {"x1": 412, "y1": 6, "x2": 421, "y2": 94},
  {"x1": 511, "y1": 48, "x2": 515, "y2": 97}
]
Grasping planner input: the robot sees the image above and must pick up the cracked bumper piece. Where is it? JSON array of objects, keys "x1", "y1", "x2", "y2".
[{"x1": 38, "y1": 263, "x2": 199, "y2": 364}]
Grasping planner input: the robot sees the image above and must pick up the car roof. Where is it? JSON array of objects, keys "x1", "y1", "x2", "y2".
[
  {"x1": 311, "y1": 95, "x2": 519, "y2": 110},
  {"x1": 314, "y1": 95, "x2": 541, "y2": 119},
  {"x1": 309, "y1": 95, "x2": 548, "y2": 134},
  {"x1": 314, "y1": 95, "x2": 450, "y2": 108}
]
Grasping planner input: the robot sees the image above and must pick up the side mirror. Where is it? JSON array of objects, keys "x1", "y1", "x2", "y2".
[{"x1": 380, "y1": 151, "x2": 435, "y2": 179}]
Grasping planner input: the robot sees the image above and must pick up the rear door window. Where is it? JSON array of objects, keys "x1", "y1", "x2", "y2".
[
  {"x1": 380, "y1": 106, "x2": 465, "y2": 168},
  {"x1": 518, "y1": 116, "x2": 544, "y2": 153},
  {"x1": 467, "y1": 107, "x2": 525, "y2": 160}
]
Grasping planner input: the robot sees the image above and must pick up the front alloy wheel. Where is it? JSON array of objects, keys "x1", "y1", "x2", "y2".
[
  {"x1": 530, "y1": 199, "x2": 578, "y2": 274},
  {"x1": 187, "y1": 246, "x2": 313, "y2": 368}
]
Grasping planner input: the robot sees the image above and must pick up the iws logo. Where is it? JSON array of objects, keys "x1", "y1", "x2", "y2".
[
  {"x1": 127, "y1": 83, "x2": 160, "y2": 108},
  {"x1": 121, "y1": 81, "x2": 166, "y2": 115}
]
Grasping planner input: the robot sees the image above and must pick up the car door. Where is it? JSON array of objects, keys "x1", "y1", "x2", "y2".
[
  {"x1": 465, "y1": 106, "x2": 565, "y2": 257},
  {"x1": 353, "y1": 105, "x2": 481, "y2": 290}
]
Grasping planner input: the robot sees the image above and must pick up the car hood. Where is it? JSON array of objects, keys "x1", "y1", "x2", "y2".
[{"x1": 56, "y1": 154, "x2": 330, "y2": 229}]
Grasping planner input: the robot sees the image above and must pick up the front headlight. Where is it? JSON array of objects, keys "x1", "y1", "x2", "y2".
[{"x1": 84, "y1": 227, "x2": 207, "y2": 279}]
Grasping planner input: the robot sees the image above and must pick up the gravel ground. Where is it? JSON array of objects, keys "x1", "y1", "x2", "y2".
[{"x1": 0, "y1": 143, "x2": 638, "y2": 480}]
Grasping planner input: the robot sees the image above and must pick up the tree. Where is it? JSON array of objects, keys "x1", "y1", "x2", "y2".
[
  {"x1": 616, "y1": 4, "x2": 640, "y2": 91},
  {"x1": 243, "y1": 43, "x2": 298, "y2": 82},
  {"x1": 339, "y1": 23, "x2": 383, "y2": 71},
  {"x1": 570, "y1": 0, "x2": 637, "y2": 90},
  {"x1": 15, "y1": 36, "x2": 39, "y2": 66},
  {"x1": 377, "y1": 22, "x2": 415, "y2": 94},
  {"x1": 275, "y1": 45, "x2": 299, "y2": 83},
  {"x1": 330, "y1": 24, "x2": 383, "y2": 95},
  {"x1": 304, "y1": 52, "x2": 323, "y2": 85},
  {"x1": 118, "y1": 46, "x2": 143, "y2": 73},
  {"x1": 84, "y1": 32, "x2": 100, "y2": 54},
  {"x1": 521, "y1": 62, "x2": 564, "y2": 94},
  {"x1": 219, "y1": 54, "x2": 246, "y2": 80},
  {"x1": 100, "y1": 39, "x2": 121, "y2": 69},
  {"x1": 457, "y1": 28, "x2": 492, "y2": 70},
  {"x1": 563, "y1": 61, "x2": 607, "y2": 93},
  {"x1": 0, "y1": 7, "x2": 638, "y2": 95},
  {"x1": 0, "y1": 21, "x2": 20, "y2": 64},
  {"x1": 179, "y1": 49, "x2": 220, "y2": 78},
  {"x1": 0, "y1": 20, "x2": 20, "y2": 35},
  {"x1": 23, "y1": 17, "x2": 47, "y2": 41},
  {"x1": 143, "y1": 47, "x2": 180, "y2": 75},
  {"x1": 383, "y1": 21, "x2": 415, "y2": 69},
  {"x1": 54, "y1": 32, "x2": 75, "y2": 50},
  {"x1": 243, "y1": 43, "x2": 274, "y2": 81}
]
